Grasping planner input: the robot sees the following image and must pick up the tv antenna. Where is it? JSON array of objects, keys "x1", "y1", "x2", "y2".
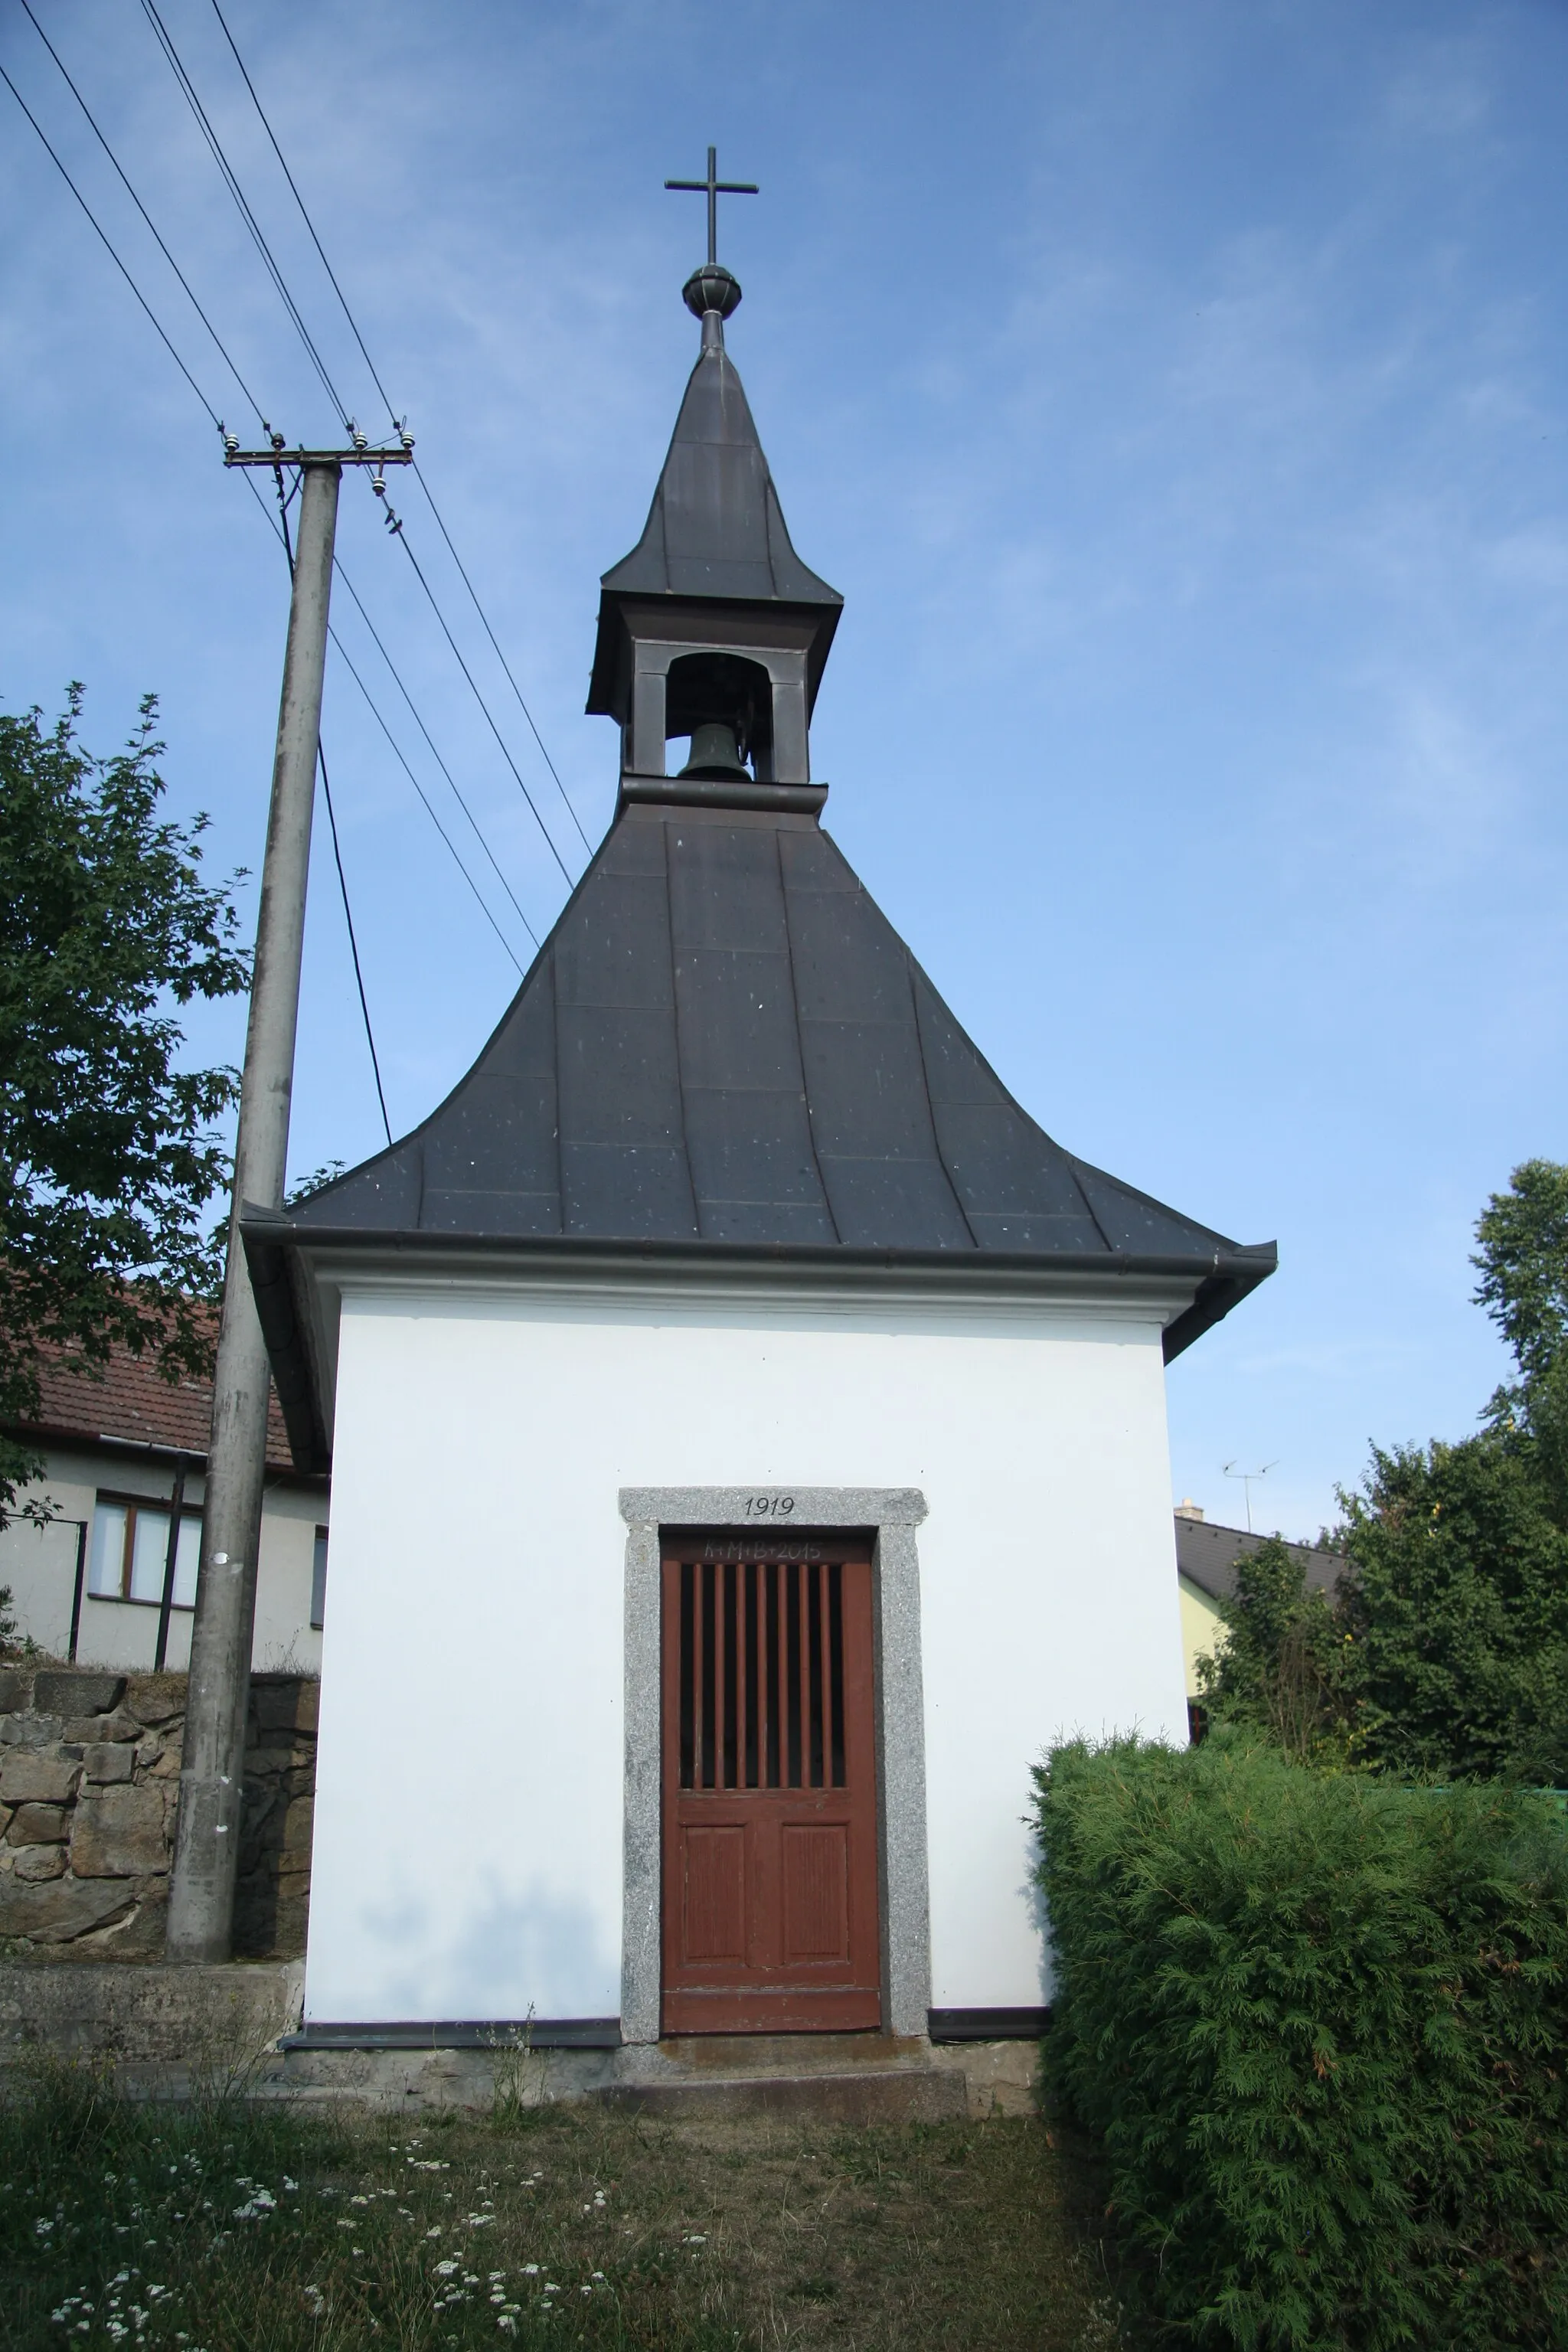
[{"x1": 1222, "y1": 1460, "x2": 1278, "y2": 1534}]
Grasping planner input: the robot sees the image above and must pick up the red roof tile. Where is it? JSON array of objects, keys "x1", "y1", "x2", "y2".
[{"x1": 21, "y1": 1318, "x2": 294, "y2": 1473}]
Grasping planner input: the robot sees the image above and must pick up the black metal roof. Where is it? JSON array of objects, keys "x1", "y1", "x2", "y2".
[
  {"x1": 602, "y1": 338, "x2": 841, "y2": 609},
  {"x1": 284, "y1": 799, "x2": 1271, "y2": 1289},
  {"x1": 247, "y1": 280, "x2": 1275, "y2": 1475}
]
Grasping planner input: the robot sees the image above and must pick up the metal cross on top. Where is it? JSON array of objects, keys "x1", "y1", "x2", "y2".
[{"x1": 665, "y1": 145, "x2": 758, "y2": 268}]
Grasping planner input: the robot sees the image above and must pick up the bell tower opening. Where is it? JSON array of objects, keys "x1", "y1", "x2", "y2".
[{"x1": 668, "y1": 651, "x2": 773, "y2": 779}]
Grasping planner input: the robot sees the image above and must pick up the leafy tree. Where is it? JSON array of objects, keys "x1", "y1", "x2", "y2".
[
  {"x1": 1335, "y1": 1437, "x2": 1568, "y2": 1784},
  {"x1": 1473, "y1": 1158, "x2": 1568, "y2": 1518},
  {"x1": 1195, "y1": 1535, "x2": 1348, "y2": 1763},
  {"x1": 0, "y1": 691, "x2": 250, "y2": 1522}
]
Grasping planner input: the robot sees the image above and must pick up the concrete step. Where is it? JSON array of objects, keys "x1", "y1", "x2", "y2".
[
  {"x1": 596, "y1": 2065, "x2": 969, "y2": 2125},
  {"x1": 653, "y1": 2031, "x2": 933, "y2": 2076}
]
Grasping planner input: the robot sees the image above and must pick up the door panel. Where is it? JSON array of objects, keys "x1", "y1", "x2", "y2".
[
  {"x1": 661, "y1": 1532, "x2": 881, "y2": 2034},
  {"x1": 682, "y1": 1826, "x2": 746, "y2": 1962},
  {"x1": 782, "y1": 1824, "x2": 850, "y2": 1962}
]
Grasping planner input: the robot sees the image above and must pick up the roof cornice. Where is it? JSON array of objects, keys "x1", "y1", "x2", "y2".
[{"x1": 241, "y1": 1209, "x2": 1276, "y2": 1475}]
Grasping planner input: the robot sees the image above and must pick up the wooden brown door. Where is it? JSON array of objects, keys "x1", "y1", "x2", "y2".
[{"x1": 661, "y1": 1530, "x2": 881, "y2": 2034}]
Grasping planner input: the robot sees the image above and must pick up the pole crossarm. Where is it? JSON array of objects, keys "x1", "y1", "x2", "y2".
[{"x1": 224, "y1": 447, "x2": 414, "y2": 467}]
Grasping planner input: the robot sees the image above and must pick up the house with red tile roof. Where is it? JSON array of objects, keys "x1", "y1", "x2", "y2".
[{"x1": 1, "y1": 1331, "x2": 328, "y2": 1674}]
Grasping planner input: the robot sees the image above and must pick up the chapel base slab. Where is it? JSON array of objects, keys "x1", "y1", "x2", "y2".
[
  {"x1": 0, "y1": 1960, "x2": 1037, "y2": 2119},
  {"x1": 255, "y1": 2029, "x2": 1034, "y2": 2121}
]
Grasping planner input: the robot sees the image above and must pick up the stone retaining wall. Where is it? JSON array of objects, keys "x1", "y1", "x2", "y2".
[{"x1": 0, "y1": 1664, "x2": 315, "y2": 1961}]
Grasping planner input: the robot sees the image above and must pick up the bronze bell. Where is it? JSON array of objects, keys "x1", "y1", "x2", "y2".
[{"x1": 678, "y1": 720, "x2": 749, "y2": 780}]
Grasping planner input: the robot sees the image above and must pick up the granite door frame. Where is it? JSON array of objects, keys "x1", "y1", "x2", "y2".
[{"x1": 619, "y1": 1486, "x2": 931, "y2": 2044}]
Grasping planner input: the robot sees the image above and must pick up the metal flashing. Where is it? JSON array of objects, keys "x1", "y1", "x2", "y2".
[
  {"x1": 283, "y1": 2019, "x2": 622, "y2": 2051},
  {"x1": 927, "y1": 2007, "x2": 1051, "y2": 2042},
  {"x1": 618, "y1": 773, "x2": 828, "y2": 815}
]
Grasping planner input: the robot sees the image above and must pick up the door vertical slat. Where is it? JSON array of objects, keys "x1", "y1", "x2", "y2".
[
  {"x1": 679, "y1": 1561, "x2": 695, "y2": 1789},
  {"x1": 828, "y1": 1560, "x2": 845, "y2": 1787},
  {"x1": 765, "y1": 1561, "x2": 780, "y2": 1789},
  {"x1": 721, "y1": 1561, "x2": 737, "y2": 1787},
  {"x1": 699, "y1": 1560, "x2": 714, "y2": 1789}
]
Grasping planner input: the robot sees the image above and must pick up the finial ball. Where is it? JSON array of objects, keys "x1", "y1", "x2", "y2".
[{"x1": 683, "y1": 264, "x2": 742, "y2": 322}]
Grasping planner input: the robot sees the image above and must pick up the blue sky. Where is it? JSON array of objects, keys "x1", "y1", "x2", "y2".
[{"x1": 4, "y1": 0, "x2": 1566, "y2": 1539}]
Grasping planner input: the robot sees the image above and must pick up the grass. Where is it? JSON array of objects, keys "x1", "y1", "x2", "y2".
[{"x1": 0, "y1": 2056, "x2": 1129, "y2": 2350}]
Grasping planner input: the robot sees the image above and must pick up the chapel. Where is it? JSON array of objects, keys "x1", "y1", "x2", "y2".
[{"x1": 247, "y1": 248, "x2": 1274, "y2": 2050}]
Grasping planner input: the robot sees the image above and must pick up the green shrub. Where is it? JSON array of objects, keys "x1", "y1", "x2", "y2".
[{"x1": 1034, "y1": 1735, "x2": 1568, "y2": 2349}]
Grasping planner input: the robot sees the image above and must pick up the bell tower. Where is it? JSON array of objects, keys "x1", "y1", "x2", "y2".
[{"x1": 586, "y1": 160, "x2": 842, "y2": 812}]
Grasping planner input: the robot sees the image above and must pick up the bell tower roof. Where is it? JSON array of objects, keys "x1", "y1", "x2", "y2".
[
  {"x1": 597, "y1": 298, "x2": 842, "y2": 610},
  {"x1": 586, "y1": 251, "x2": 841, "y2": 726}
]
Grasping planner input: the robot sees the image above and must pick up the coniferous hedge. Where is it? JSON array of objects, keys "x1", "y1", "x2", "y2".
[{"x1": 1034, "y1": 1737, "x2": 1568, "y2": 2349}]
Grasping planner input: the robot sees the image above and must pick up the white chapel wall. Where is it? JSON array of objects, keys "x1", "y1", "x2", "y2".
[{"x1": 305, "y1": 1279, "x2": 1188, "y2": 2027}]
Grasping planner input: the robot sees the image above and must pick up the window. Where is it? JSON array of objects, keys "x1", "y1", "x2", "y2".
[
  {"x1": 310, "y1": 1526, "x2": 328, "y2": 1630},
  {"x1": 87, "y1": 1493, "x2": 200, "y2": 1609}
]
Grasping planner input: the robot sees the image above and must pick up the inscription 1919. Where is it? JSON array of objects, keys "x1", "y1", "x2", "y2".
[{"x1": 743, "y1": 1494, "x2": 795, "y2": 1518}]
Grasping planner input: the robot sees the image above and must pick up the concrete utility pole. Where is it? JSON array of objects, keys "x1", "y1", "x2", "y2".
[{"x1": 166, "y1": 437, "x2": 411, "y2": 1964}]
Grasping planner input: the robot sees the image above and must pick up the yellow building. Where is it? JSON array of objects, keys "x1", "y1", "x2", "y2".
[{"x1": 1172, "y1": 1501, "x2": 1348, "y2": 1728}]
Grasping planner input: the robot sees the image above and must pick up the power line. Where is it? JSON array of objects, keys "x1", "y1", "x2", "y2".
[
  {"x1": 318, "y1": 742, "x2": 394, "y2": 1145},
  {"x1": 330, "y1": 557, "x2": 544, "y2": 947},
  {"x1": 405, "y1": 466, "x2": 594, "y2": 855},
  {"x1": 272, "y1": 479, "x2": 394, "y2": 1143},
  {"x1": 1, "y1": 60, "x2": 222, "y2": 429},
  {"x1": 142, "y1": 0, "x2": 580, "y2": 885},
  {"x1": 248, "y1": 472, "x2": 529, "y2": 967},
  {"x1": 207, "y1": 0, "x2": 397, "y2": 423},
  {"x1": 204, "y1": 0, "x2": 593, "y2": 859},
  {"x1": 376, "y1": 501, "x2": 574, "y2": 887},
  {"x1": 5, "y1": 63, "x2": 531, "y2": 978},
  {"x1": 17, "y1": 0, "x2": 269, "y2": 435},
  {"x1": 325, "y1": 629, "x2": 528, "y2": 973},
  {"x1": 136, "y1": 0, "x2": 353, "y2": 429}
]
